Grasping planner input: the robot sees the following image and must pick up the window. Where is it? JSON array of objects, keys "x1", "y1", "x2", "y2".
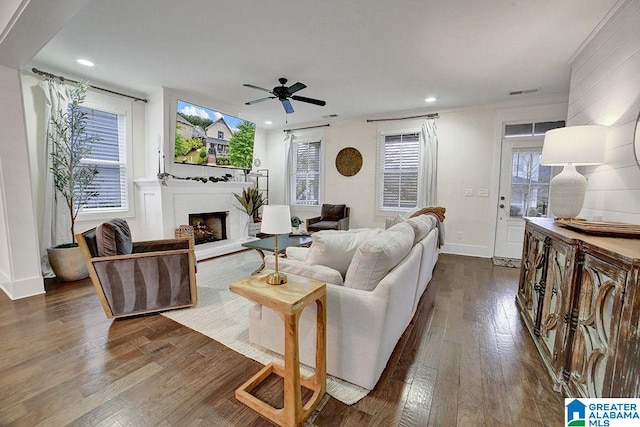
[
  {"x1": 377, "y1": 132, "x2": 420, "y2": 211},
  {"x1": 218, "y1": 130, "x2": 224, "y2": 139},
  {"x1": 291, "y1": 140, "x2": 321, "y2": 206},
  {"x1": 504, "y1": 120, "x2": 565, "y2": 137},
  {"x1": 510, "y1": 149, "x2": 551, "y2": 218},
  {"x1": 78, "y1": 106, "x2": 129, "y2": 212}
]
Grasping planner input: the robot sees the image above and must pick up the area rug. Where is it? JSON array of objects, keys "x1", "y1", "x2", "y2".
[{"x1": 162, "y1": 250, "x2": 369, "y2": 405}]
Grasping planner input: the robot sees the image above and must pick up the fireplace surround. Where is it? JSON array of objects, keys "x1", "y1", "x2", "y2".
[{"x1": 134, "y1": 178, "x2": 257, "y2": 259}]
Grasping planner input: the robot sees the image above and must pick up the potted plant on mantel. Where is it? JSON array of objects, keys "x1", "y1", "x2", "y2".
[
  {"x1": 233, "y1": 187, "x2": 265, "y2": 236},
  {"x1": 47, "y1": 82, "x2": 99, "y2": 281}
]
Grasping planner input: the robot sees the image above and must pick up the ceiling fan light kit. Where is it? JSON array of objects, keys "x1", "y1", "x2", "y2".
[{"x1": 244, "y1": 77, "x2": 326, "y2": 114}]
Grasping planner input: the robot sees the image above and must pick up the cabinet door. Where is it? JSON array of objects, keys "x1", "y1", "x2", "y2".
[
  {"x1": 566, "y1": 252, "x2": 626, "y2": 398},
  {"x1": 517, "y1": 229, "x2": 547, "y2": 334},
  {"x1": 538, "y1": 239, "x2": 573, "y2": 379}
]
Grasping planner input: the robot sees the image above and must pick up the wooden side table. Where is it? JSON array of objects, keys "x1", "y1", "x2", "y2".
[{"x1": 229, "y1": 273, "x2": 326, "y2": 427}]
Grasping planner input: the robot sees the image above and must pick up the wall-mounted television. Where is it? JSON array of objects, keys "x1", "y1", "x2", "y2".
[{"x1": 174, "y1": 99, "x2": 255, "y2": 170}]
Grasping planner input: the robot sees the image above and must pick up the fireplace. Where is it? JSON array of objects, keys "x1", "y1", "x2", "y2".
[{"x1": 189, "y1": 211, "x2": 228, "y2": 245}]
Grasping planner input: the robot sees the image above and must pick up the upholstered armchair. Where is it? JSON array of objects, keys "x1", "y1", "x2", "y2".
[
  {"x1": 76, "y1": 219, "x2": 197, "y2": 319},
  {"x1": 306, "y1": 204, "x2": 350, "y2": 232}
]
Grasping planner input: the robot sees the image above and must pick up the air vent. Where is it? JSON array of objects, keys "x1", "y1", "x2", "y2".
[
  {"x1": 509, "y1": 88, "x2": 538, "y2": 96},
  {"x1": 321, "y1": 114, "x2": 339, "y2": 118}
]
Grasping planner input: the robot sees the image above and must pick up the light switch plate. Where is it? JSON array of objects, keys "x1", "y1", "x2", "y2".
[
  {"x1": 478, "y1": 189, "x2": 489, "y2": 197},
  {"x1": 464, "y1": 189, "x2": 473, "y2": 197}
]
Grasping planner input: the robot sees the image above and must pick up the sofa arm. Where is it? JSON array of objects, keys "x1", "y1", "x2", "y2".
[
  {"x1": 133, "y1": 238, "x2": 191, "y2": 253},
  {"x1": 306, "y1": 216, "x2": 322, "y2": 228},
  {"x1": 91, "y1": 251, "x2": 196, "y2": 317},
  {"x1": 285, "y1": 246, "x2": 309, "y2": 261},
  {"x1": 336, "y1": 217, "x2": 350, "y2": 230},
  {"x1": 265, "y1": 257, "x2": 344, "y2": 286}
]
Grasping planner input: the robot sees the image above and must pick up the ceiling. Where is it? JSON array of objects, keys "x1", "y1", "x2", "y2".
[{"x1": 27, "y1": 0, "x2": 620, "y2": 129}]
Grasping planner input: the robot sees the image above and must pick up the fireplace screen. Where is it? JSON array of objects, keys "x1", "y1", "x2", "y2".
[{"x1": 188, "y1": 211, "x2": 228, "y2": 245}]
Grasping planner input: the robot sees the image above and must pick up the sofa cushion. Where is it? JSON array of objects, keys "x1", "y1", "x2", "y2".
[
  {"x1": 308, "y1": 220, "x2": 340, "y2": 230},
  {"x1": 266, "y1": 257, "x2": 344, "y2": 285},
  {"x1": 405, "y1": 214, "x2": 435, "y2": 244},
  {"x1": 95, "y1": 219, "x2": 133, "y2": 257},
  {"x1": 306, "y1": 228, "x2": 382, "y2": 277},
  {"x1": 344, "y1": 222, "x2": 415, "y2": 291},
  {"x1": 320, "y1": 204, "x2": 346, "y2": 221}
]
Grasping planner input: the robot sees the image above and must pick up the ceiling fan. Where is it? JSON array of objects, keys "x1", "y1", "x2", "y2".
[{"x1": 243, "y1": 77, "x2": 326, "y2": 114}]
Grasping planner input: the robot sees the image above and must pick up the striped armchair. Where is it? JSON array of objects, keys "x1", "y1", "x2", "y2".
[{"x1": 76, "y1": 219, "x2": 197, "y2": 319}]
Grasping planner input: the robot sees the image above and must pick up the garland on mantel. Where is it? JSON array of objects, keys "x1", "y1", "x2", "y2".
[{"x1": 157, "y1": 172, "x2": 236, "y2": 186}]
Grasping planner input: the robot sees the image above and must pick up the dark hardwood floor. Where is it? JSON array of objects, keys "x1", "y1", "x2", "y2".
[{"x1": 0, "y1": 254, "x2": 564, "y2": 426}]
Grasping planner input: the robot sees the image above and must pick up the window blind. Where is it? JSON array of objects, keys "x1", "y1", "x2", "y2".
[
  {"x1": 380, "y1": 133, "x2": 419, "y2": 209},
  {"x1": 77, "y1": 106, "x2": 128, "y2": 210},
  {"x1": 292, "y1": 140, "x2": 321, "y2": 205}
]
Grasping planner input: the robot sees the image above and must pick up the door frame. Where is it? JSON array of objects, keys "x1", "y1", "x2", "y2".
[{"x1": 489, "y1": 102, "x2": 568, "y2": 259}]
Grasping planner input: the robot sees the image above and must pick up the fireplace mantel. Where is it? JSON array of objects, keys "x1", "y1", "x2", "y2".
[{"x1": 134, "y1": 178, "x2": 257, "y2": 259}]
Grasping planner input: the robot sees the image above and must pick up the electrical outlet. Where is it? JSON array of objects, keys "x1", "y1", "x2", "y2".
[
  {"x1": 478, "y1": 189, "x2": 489, "y2": 197},
  {"x1": 457, "y1": 231, "x2": 463, "y2": 240},
  {"x1": 464, "y1": 188, "x2": 473, "y2": 197}
]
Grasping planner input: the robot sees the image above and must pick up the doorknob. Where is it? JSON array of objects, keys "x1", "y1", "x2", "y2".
[
  {"x1": 500, "y1": 196, "x2": 505, "y2": 201},
  {"x1": 499, "y1": 204, "x2": 505, "y2": 208}
]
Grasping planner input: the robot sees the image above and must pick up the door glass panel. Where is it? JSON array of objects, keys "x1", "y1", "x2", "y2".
[{"x1": 510, "y1": 150, "x2": 551, "y2": 218}]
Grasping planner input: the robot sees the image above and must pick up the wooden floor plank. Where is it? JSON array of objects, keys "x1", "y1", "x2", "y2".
[{"x1": 0, "y1": 254, "x2": 565, "y2": 426}]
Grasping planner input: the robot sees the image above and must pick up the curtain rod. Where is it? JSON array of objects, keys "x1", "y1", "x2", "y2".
[
  {"x1": 283, "y1": 123, "x2": 330, "y2": 133},
  {"x1": 366, "y1": 112, "x2": 439, "y2": 123},
  {"x1": 31, "y1": 68, "x2": 148, "y2": 103}
]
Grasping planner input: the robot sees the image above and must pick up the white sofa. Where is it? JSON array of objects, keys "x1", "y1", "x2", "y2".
[{"x1": 248, "y1": 214, "x2": 442, "y2": 390}]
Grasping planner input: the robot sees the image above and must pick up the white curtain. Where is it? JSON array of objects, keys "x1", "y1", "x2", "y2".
[
  {"x1": 418, "y1": 119, "x2": 438, "y2": 206},
  {"x1": 283, "y1": 132, "x2": 293, "y2": 205},
  {"x1": 39, "y1": 80, "x2": 70, "y2": 276}
]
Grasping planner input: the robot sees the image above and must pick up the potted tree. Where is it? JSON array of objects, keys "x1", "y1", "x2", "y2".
[
  {"x1": 233, "y1": 187, "x2": 265, "y2": 236},
  {"x1": 46, "y1": 82, "x2": 99, "y2": 281}
]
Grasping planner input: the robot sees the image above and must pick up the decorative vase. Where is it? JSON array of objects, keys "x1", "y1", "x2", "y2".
[
  {"x1": 47, "y1": 245, "x2": 89, "y2": 281},
  {"x1": 246, "y1": 214, "x2": 257, "y2": 237}
]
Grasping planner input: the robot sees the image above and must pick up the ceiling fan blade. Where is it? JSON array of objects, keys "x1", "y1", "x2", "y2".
[
  {"x1": 287, "y1": 82, "x2": 307, "y2": 95},
  {"x1": 291, "y1": 95, "x2": 326, "y2": 106},
  {"x1": 281, "y1": 99, "x2": 294, "y2": 114},
  {"x1": 245, "y1": 96, "x2": 275, "y2": 105},
  {"x1": 243, "y1": 84, "x2": 273, "y2": 94}
]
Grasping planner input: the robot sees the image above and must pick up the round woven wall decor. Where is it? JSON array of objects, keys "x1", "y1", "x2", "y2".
[{"x1": 335, "y1": 147, "x2": 363, "y2": 177}]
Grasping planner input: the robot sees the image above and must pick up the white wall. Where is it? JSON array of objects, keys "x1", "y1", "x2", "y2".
[
  {"x1": 568, "y1": 0, "x2": 640, "y2": 222},
  {"x1": 262, "y1": 102, "x2": 565, "y2": 258},
  {"x1": 0, "y1": 65, "x2": 44, "y2": 299}
]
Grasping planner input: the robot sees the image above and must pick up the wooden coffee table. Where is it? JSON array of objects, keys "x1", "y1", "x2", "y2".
[
  {"x1": 229, "y1": 273, "x2": 326, "y2": 427},
  {"x1": 242, "y1": 234, "x2": 312, "y2": 274}
]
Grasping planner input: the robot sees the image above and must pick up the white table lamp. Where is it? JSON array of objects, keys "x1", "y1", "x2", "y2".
[
  {"x1": 541, "y1": 125, "x2": 606, "y2": 219},
  {"x1": 260, "y1": 205, "x2": 292, "y2": 285}
]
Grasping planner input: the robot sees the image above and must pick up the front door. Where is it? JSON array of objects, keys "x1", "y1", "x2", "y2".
[{"x1": 494, "y1": 139, "x2": 551, "y2": 260}]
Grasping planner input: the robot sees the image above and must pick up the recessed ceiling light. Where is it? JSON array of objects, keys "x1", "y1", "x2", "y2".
[
  {"x1": 425, "y1": 97, "x2": 436, "y2": 103},
  {"x1": 264, "y1": 121, "x2": 272, "y2": 125},
  {"x1": 76, "y1": 58, "x2": 94, "y2": 67}
]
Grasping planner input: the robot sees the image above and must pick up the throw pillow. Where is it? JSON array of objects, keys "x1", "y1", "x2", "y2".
[
  {"x1": 95, "y1": 219, "x2": 133, "y2": 256},
  {"x1": 306, "y1": 228, "x2": 382, "y2": 277},
  {"x1": 345, "y1": 222, "x2": 415, "y2": 291},
  {"x1": 405, "y1": 214, "x2": 435, "y2": 244},
  {"x1": 320, "y1": 204, "x2": 346, "y2": 221},
  {"x1": 385, "y1": 213, "x2": 405, "y2": 229}
]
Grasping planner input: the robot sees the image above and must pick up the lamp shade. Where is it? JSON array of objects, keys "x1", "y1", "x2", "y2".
[
  {"x1": 541, "y1": 125, "x2": 606, "y2": 166},
  {"x1": 260, "y1": 205, "x2": 292, "y2": 234}
]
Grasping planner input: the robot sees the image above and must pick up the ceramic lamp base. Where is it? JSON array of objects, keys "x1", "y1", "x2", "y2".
[{"x1": 549, "y1": 164, "x2": 587, "y2": 219}]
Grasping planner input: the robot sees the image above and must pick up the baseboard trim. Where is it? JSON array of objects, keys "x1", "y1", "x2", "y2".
[
  {"x1": 0, "y1": 274, "x2": 45, "y2": 300},
  {"x1": 440, "y1": 243, "x2": 492, "y2": 258}
]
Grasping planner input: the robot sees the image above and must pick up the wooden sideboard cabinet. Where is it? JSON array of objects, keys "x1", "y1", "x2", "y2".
[{"x1": 517, "y1": 218, "x2": 640, "y2": 398}]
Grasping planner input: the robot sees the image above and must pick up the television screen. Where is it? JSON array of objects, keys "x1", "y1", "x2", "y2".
[{"x1": 174, "y1": 99, "x2": 255, "y2": 170}]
